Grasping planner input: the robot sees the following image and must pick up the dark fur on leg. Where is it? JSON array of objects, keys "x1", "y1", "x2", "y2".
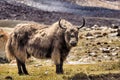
[
  {"x1": 56, "y1": 64, "x2": 63, "y2": 74},
  {"x1": 56, "y1": 64, "x2": 61, "y2": 74},
  {"x1": 60, "y1": 61, "x2": 63, "y2": 74},
  {"x1": 21, "y1": 63, "x2": 29, "y2": 75},
  {"x1": 56, "y1": 58, "x2": 64, "y2": 74},
  {"x1": 60, "y1": 58, "x2": 64, "y2": 74},
  {"x1": 16, "y1": 59, "x2": 24, "y2": 75},
  {"x1": 16, "y1": 58, "x2": 29, "y2": 75}
]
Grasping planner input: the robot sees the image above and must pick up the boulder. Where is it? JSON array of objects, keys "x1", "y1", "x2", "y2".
[
  {"x1": 117, "y1": 28, "x2": 120, "y2": 36},
  {"x1": 85, "y1": 32, "x2": 93, "y2": 37},
  {"x1": 88, "y1": 52, "x2": 97, "y2": 57},
  {"x1": 101, "y1": 48, "x2": 110, "y2": 53},
  {"x1": 111, "y1": 24, "x2": 119, "y2": 29}
]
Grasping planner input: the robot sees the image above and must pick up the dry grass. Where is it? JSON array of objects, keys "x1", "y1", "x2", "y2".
[{"x1": 0, "y1": 62, "x2": 120, "y2": 80}]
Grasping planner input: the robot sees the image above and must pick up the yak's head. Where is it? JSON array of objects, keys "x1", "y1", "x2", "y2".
[{"x1": 59, "y1": 18, "x2": 85, "y2": 47}]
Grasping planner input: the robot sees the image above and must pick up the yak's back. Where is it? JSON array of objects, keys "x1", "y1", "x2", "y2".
[{"x1": 12, "y1": 23, "x2": 47, "y2": 47}]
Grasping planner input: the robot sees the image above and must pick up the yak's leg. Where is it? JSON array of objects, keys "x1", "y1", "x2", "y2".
[
  {"x1": 56, "y1": 62, "x2": 63, "y2": 74},
  {"x1": 52, "y1": 48, "x2": 64, "y2": 74},
  {"x1": 16, "y1": 58, "x2": 28, "y2": 75},
  {"x1": 59, "y1": 58, "x2": 63, "y2": 74},
  {"x1": 16, "y1": 59, "x2": 23, "y2": 75},
  {"x1": 21, "y1": 62, "x2": 29, "y2": 75},
  {"x1": 53, "y1": 56, "x2": 64, "y2": 74},
  {"x1": 56, "y1": 64, "x2": 60, "y2": 74},
  {"x1": 52, "y1": 51, "x2": 62, "y2": 74},
  {"x1": 56, "y1": 59, "x2": 63, "y2": 74}
]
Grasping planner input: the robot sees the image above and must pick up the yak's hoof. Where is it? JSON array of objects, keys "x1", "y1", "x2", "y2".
[
  {"x1": 19, "y1": 72, "x2": 29, "y2": 75},
  {"x1": 24, "y1": 73, "x2": 29, "y2": 75},
  {"x1": 56, "y1": 71, "x2": 64, "y2": 74},
  {"x1": 18, "y1": 73, "x2": 24, "y2": 76}
]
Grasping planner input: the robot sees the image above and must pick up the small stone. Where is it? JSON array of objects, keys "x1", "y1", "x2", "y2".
[
  {"x1": 5, "y1": 76, "x2": 13, "y2": 80},
  {"x1": 103, "y1": 42, "x2": 108, "y2": 44},
  {"x1": 95, "y1": 34, "x2": 103, "y2": 38},
  {"x1": 94, "y1": 32, "x2": 102, "y2": 35},
  {"x1": 111, "y1": 24, "x2": 119, "y2": 29},
  {"x1": 103, "y1": 33, "x2": 108, "y2": 36},
  {"x1": 91, "y1": 24, "x2": 99, "y2": 30},
  {"x1": 34, "y1": 64, "x2": 42, "y2": 67},
  {"x1": 45, "y1": 71, "x2": 48, "y2": 75},
  {"x1": 86, "y1": 36, "x2": 95, "y2": 40},
  {"x1": 85, "y1": 32, "x2": 93, "y2": 37},
  {"x1": 96, "y1": 42, "x2": 101, "y2": 45},
  {"x1": 102, "y1": 48, "x2": 110, "y2": 53},
  {"x1": 117, "y1": 28, "x2": 120, "y2": 36},
  {"x1": 84, "y1": 28, "x2": 91, "y2": 31},
  {"x1": 89, "y1": 52, "x2": 97, "y2": 57},
  {"x1": 112, "y1": 53, "x2": 118, "y2": 56},
  {"x1": 110, "y1": 30, "x2": 117, "y2": 33},
  {"x1": 103, "y1": 55, "x2": 111, "y2": 60}
]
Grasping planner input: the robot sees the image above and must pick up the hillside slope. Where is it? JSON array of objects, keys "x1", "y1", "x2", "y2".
[
  {"x1": 0, "y1": 0, "x2": 120, "y2": 26},
  {"x1": 66, "y1": 0, "x2": 120, "y2": 10}
]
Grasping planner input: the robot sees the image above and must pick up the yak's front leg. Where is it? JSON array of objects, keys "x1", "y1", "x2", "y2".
[
  {"x1": 60, "y1": 58, "x2": 64, "y2": 73},
  {"x1": 52, "y1": 50, "x2": 63, "y2": 74},
  {"x1": 56, "y1": 58, "x2": 64, "y2": 74}
]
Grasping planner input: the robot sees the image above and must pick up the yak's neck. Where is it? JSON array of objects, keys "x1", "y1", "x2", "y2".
[
  {"x1": 47, "y1": 23, "x2": 60, "y2": 35},
  {"x1": 61, "y1": 31, "x2": 71, "y2": 53}
]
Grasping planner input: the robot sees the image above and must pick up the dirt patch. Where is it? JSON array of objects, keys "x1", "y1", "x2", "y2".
[{"x1": 68, "y1": 73, "x2": 120, "y2": 80}]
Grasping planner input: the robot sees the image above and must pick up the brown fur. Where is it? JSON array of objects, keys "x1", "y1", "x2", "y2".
[
  {"x1": 5, "y1": 19, "x2": 85, "y2": 74},
  {"x1": 0, "y1": 29, "x2": 8, "y2": 43},
  {"x1": 0, "y1": 29, "x2": 9, "y2": 58}
]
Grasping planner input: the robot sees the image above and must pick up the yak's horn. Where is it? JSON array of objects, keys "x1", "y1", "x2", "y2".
[
  {"x1": 59, "y1": 19, "x2": 66, "y2": 29},
  {"x1": 78, "y1": 17, "x2": 85, "y2": 29}
]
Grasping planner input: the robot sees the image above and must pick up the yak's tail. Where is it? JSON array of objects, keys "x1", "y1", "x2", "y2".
[{"x1": 5, "y1": 34, "x2": 15, "y2": 61}]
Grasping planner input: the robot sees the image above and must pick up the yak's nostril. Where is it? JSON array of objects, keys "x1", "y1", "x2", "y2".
[{"x1": 70, "y1": 41, "x2": 77, "y2": 46}]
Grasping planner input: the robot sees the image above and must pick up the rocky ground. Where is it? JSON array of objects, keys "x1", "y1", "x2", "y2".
[{"x1": 68, "y1": 25, "x2": 120, "y2": 64}]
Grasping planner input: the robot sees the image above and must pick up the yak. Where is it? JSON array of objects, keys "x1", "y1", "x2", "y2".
[{"x1": 5, "y1": 18, "x2": 85, "y2": 75}]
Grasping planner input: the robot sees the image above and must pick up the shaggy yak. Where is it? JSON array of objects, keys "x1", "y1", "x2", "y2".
[{"x1": 5, "y1": 18, "x2": 85, "y2": 75}]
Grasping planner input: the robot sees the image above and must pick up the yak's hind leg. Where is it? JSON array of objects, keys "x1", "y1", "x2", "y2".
[
  {"x1": 16, "y1": 58, "x2": 23, "y2": 75},
  {"x1": 21, "y1": 62, "x2": 29, "y2": 75},
  {"x1": 16, "y1": 58, "x2": 29, "y2": 75}
]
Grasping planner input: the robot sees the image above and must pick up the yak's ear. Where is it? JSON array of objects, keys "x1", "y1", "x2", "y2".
[
  {"x1": 77, "y1": 17, "x2": 85, "y2": 30},
  {"x1": 59, "y1": 19, "x2": 67, "y2": 29}
]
